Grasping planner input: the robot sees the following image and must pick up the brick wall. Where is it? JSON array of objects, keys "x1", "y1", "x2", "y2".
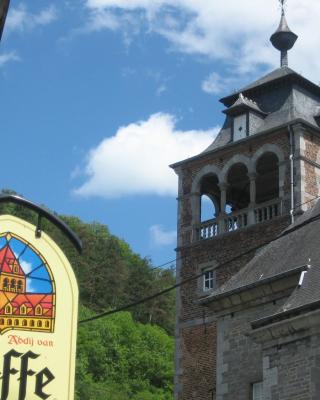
[{"x1": 174, "y1": 125, "x2": 320, "y2": 399}]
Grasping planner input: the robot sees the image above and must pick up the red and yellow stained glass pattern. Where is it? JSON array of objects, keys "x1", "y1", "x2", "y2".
[{"x1": 0, "y1": 232, "x2": 56, "y2": 334}]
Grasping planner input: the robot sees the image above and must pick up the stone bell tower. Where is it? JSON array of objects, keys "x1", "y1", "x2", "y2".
[{"x1": 171, "y1": 7, "x2": 320, "y2": 400}]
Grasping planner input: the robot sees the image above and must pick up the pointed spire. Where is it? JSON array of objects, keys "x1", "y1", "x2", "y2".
[{"x1": 270, "y1": 2, "x2": 298, "y2": 67}]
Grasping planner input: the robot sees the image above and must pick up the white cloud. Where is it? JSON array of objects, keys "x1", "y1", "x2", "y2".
[
  {"x1": 149, "y1": 224, "x2": 176, "y2": 246},
  {"x1": 0, "y1": 51, "x2": 20, "y2": 67},
  {"x1": 74, "y1": 113, "x2": 219, "y2": 198},
  {"x1": 84, "y1": 0, "x2": 320, "y2": 82},
  {"x1": 6, "y1": 4, "x2": 57, "y2": 33},
  {"x1": 20, "y1": 259, "x2": 33, "y2": 274},
  {"x1": 202, "y1": 72, "x2": 239, "y2": 95}
]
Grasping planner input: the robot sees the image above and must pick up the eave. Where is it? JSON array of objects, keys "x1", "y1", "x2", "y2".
[
  {"x1": 198, "y1": 265, "x2": 307, "y2": 312},
  {"x1": 170, "y1": 118, "x2": 320, "y2": 170}
]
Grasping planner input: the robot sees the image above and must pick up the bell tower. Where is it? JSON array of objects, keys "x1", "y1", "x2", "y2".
[{"x1": 171, "y1": 5, "x2": 320, "y2": 400}]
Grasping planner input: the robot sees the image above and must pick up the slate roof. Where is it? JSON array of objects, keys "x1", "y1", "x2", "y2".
[
  {"x1": 202, "y1": 200, "x2": 320, "y2": 322},
  {"x1": 220, "y1": 67, "x2": 320, "y2": 107},
  {"x1": 223, "y1": 93, "x2": 266, "y2": 116}
]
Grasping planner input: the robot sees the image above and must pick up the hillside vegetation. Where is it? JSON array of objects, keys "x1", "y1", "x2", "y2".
[{"x1": 0, "y1": 190, "x2": 176, "y2": 399}]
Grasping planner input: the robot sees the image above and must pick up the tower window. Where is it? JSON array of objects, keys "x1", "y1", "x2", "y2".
[
  {"x1": 5, "y1": 305, "x2": 12, "y2": 314},
  {"x1": 233, "y1": 114, "x2": 248, "y2": 141},
  {"x1": 203, "y1": 269, "x2": 216, "y2": 291},
  {"x1": 35, "y1": 305, "x2": 42, "y2": 316},
  {"x1": 3, "y1": 278, "x2": 8, "y2": 290},
  {"x1": 17, "y1": 280, "x2": 23, "y2": 292},
  {"x1": 10, "y1": 279, "x2": 16, "y2": 291},
  {"x1": 20, "y1": 305, "x2": 27, "y2": 315}
]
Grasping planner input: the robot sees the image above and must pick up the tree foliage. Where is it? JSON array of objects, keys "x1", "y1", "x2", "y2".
[{"x1": 76, "y1": 308, "x2": 174, "y2": 400}]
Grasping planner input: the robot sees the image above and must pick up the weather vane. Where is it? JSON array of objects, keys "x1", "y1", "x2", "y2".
[{"x1": 279, "y1": 0, "x2": 287, "y2": 14}]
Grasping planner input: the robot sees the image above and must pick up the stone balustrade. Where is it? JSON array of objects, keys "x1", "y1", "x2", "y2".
[{"x1": 196, "y1": 199, "x2": 282, "y2": 240}]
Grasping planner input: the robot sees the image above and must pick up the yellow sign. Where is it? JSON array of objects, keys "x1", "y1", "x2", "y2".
[{"x1": 0, "y1": 215, "x2": 78, "y2": 399}]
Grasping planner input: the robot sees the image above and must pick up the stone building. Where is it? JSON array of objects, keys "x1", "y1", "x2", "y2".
[{"x1": 171, "y1": 8, "x2": 320, "y2": 400}]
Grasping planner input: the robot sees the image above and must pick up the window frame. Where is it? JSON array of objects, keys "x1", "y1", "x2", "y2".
[{"x1": 203, "y1": 269, "x2": 215, "y2": 292}]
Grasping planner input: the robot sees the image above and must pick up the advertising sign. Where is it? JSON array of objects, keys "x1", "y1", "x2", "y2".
[{"x1": 0, "y1": 214, "x2": 78, "y2": 399}]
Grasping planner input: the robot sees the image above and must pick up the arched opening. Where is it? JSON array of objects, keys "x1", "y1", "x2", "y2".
[
  {"x1": 256, "y1": 152, "x2": 279, "y2": 203},
  {"x1": 35, "y1": 305, "x2": 42, "y2": 316},
  {"x1": 3, "y1": 278, "x2": 8, "y2": 290},
  {"x1": 10, "y1": 279, "x2": 16, "y2": 291},
  {"x1": 20, "y1": 305, "x2": 27, "y2": 315},
  {"x1": 17, "y1": 280, "x2": 23, "y2": 292},
  {"x1": 22, "y1": 320, "x2": 27, "y2": 326},
  {"x1": 5, "y1": 305, "x2": 12, "y2": 315},
  {"x1": 226, "y1": 163, "x2": 250, "y2": 211},
  {"x1": 200, "y1": 174, "x2": 220, "y2": 222}
]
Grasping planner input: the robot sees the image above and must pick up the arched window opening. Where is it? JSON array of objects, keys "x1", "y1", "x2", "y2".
[
  {"x1": 17, "y1": 280, "x2": 23, "y2": 292},
  {"x1": 10, "y1": 279, "x2": 16, "y2": 291},
  {"x1": 45, "y1": 321, "x2": 50, "y2": 328},
  {"x1": 20, "y1": 305, "x2": 27, "y2": 315},
  {"x1": 7, "y1": 319, "x2": 12, "y2": 325},
  {"x1": 3, "y1": 278, "x2": 8, "y2": 290},
  {"x1": 5, "y1": 305, "x2": 12, "y2": 315},
  {"x1": 201, "y1": 195, "x2": 217, "y2": 222},
  {"x1": 37, "y1": 321, "x2": 42, "y2": 327},
  {"x1": 30, "y1": 320, "x2": 35, "y2": 327},
  {"x1": 226, "y1": 163, "x2": 250, "y2": 211},
  {"x1": 200, "y1": 174, "x2": 220, "y2": 222},
  {"x1": 14, "y1": 319, "x2": 19, "y2": 326},
  {"x1": 22, "y1": 320, "x2": 27, "y2": 327},
  {"x1": 256, "y1": 153, "x2": 279, "y2": 204},
  {"x1": 35, "y1": 305, "x2": 42, "y2": 316}
]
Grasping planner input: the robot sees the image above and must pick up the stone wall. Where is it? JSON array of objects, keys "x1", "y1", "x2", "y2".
[{"x1": 263, "y1": 334, "x2": 320, "y2": 400}]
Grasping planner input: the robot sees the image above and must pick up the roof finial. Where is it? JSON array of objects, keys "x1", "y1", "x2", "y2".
[{"x1": 270, "y1": 0, "x2": 298, "y2": 68}]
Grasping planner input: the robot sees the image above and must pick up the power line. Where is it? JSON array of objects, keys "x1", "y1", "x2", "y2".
[
  {"x1": 294, "y1": 193, "x2": 320, "y2": 209},
  {"x1": 79, "y1": 208, "x2": 320, "y2": 325}
]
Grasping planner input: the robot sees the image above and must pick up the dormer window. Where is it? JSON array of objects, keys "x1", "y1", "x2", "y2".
[
  {"x1": 223, "y1": 93, "x2": 267, "y2": 142},
  {"x1": 233, "y1": 114, "x2": 248, "y2": 141}
]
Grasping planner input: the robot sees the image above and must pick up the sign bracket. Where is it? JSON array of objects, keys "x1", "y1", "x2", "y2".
[{"x1": 0, "y1": 194, "x2": 82, "y2": 253}]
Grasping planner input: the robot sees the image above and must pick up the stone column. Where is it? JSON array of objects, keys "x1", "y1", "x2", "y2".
[
  {"x1": 248, "y1": 173, "x2": 257, "y2": 225},
  {"x1": 219, "y1": 182, "x2": 228, "y2": 214},
  {"x1": 190, "y1": 191, "x2": 201, "y2": 241},
  {"x1": 218, "y1": 182, "x2": 228, "y2": 234}
]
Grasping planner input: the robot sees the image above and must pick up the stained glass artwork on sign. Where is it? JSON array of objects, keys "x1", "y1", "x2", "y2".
[{"x1": 0, "y1": 232, "x2": 56, "y2": 334}]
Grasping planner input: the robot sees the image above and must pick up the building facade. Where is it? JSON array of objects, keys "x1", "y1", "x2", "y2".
[{"x1": 171, "y1": 10, "x2": 320, "y2": 400}]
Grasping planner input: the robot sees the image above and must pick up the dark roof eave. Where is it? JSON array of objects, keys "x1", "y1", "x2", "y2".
[
  {"x1": 170, "y1": 118, "x2": 320, "y2": 169},
  {"x1": 199, "y1": 264, "x2": 307, "y2": 306},
  {"x1": 252, "y1": 298, "x2": 320, "y2": 330}
]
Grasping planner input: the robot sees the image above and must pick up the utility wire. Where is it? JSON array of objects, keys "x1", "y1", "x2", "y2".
[
  {"x1": 79, "y1": 208, "x2": 320, "y2": 324},
  {"x1": 148, "y1": 192, "x2": 320, "y2": 274}
]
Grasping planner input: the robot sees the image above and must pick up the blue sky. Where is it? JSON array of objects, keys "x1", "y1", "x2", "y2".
[{"x1": 0, "y1": 0, "x2": 317, "y2": 266}]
